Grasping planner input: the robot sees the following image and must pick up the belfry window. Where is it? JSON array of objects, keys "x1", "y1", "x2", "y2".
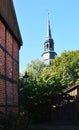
[
  {"x1": 47, "y1": 44, "x2": 48, "y2": 48},
  {"x1": 50, "y1": 43, "x2": 52, "y2": 48}
]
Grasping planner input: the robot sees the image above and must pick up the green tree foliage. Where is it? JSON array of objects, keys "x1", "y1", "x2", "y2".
[
  {"x1": 19, "y1": 50, "x2": 79, "y2": 122},
  {"x1": 26, "y1": 59, "x2": 45, "y2": 79},
  {"x1": 50, "y1": 50, "x2": 79, "y2": 87}
]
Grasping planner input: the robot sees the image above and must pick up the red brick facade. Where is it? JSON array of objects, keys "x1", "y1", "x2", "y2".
[{"x1": 0, "y1": 20, "x2": 19, "y2": 113}]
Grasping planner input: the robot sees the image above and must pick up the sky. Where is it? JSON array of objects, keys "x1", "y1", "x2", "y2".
[{"x1": 13, "y1": 0, "x2": 79, "y2": 73}]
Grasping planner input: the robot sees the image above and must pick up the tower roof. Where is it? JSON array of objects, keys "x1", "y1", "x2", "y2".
[
  {"x1": 46, "y1": 15, "x2": 52, "y2": 39},
  {"x1": 0, "y1": 0, "x2": 22, "y2": 46}
]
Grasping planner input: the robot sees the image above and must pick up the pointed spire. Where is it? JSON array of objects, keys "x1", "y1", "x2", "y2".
[{"x1": 46, "y1": 13, "x2": 52, "y2": 39}]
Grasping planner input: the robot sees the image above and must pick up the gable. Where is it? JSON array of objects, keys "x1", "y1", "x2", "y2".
[{"x1": 0, "y1": 0, "x2": 22, "y2": 46}]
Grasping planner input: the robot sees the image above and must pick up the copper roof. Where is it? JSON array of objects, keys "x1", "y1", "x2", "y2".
[{"x1": 0, "y1": 0, "x2": 22, "y2": 46}]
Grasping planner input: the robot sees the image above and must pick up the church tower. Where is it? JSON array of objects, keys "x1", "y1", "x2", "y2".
[{"x1": 42, "y1": 16, "x2": 57, "y2": 66}]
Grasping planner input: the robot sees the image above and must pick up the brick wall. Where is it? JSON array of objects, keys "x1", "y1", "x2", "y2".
[
  {"x1": 0, "y1": 20, "x2": 19, "y2": 113},
  {"x1": 0, "y1": 21, "x2": 5, "y2": 48},
  {"x1": 6, "y1": 54, "x2": 12, "y2": 78},
  {"x1": 0, "y1": 49, "x2": 5, "y2": 75},
  {"x1": 0, "y1": 79, "x2": 5, "y2": 105},
  {"x1": 6, "y1": 30, "x2": 12, "y2": 55}
]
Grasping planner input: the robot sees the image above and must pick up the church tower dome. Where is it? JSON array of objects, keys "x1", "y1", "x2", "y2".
[{"x1": 42, "y1": 16, "x2": 57, "y2": 66}]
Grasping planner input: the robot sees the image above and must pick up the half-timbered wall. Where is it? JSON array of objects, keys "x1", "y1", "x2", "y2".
[{"x1": 0, "y1": 20, "x2": 19, "y2": 113}]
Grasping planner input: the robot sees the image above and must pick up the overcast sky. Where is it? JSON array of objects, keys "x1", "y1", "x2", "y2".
[{"x1": 13, "y1": 0, "x2": 79, "y2": 73}]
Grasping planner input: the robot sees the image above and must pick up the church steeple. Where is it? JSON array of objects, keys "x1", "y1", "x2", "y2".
[
  {"x1": 46, "y1": 15, "x2": 52, "y2": 39},
  {"x1": 42, "y1": 16, "x2": 57, "y2": 66}
]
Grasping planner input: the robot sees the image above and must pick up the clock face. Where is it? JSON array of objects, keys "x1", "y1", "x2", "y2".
[{"x1": 43, "y1": 53, "x2": 49, "y2": 60}]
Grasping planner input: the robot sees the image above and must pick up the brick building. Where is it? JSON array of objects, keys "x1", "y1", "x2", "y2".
[{"x1": 0, "y1": 0, "x2": 22, "y2": 113}]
